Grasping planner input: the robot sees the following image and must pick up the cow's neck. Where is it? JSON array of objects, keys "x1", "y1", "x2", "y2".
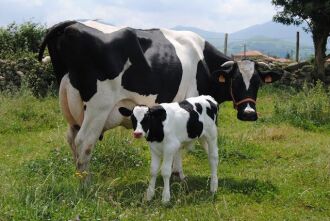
[{"x1": 202, "y1": 41, "x2": 233, "y2": 104}]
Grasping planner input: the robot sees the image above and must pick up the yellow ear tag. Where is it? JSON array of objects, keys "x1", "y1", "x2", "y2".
[
  {"x1": 219, "y1": 75, "x2": 225, "y2": 83},
  {"x1": 264, "y1": 76, "x2": 272, "y2": 83}
]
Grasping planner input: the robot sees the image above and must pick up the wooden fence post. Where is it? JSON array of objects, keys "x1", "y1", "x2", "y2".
[
  {"x1": 224, "y1": 33, "x2": 228, "y2": 56},
  {"x1": 296, "y1": 31, "x2": 300, "y2": 62}
]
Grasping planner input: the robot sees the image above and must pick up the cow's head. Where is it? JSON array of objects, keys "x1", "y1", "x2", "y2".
[{"x1": 215, "y1": 60, "x2": 282, "y2": 121}]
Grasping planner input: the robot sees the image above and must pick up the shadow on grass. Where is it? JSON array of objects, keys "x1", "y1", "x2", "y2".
[{"x1": 107, "y1": 175, "x2": 278, "y2": 207}]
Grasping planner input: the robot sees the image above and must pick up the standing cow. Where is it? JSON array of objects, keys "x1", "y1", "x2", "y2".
[{"x1": 38, "y1": 20, "x2": 282, "y2": 177}]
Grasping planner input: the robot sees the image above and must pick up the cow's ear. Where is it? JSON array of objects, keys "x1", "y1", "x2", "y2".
[
  {"x1": 149, "y1": 106, "x2": 166, "y2": 121},
  {"x1": 119, "y1": 107, "x2": 133, "y2": 117},
  {"x1": 214, "y1": 61, "x2": 236, "y2": 83},
  {"x1": 259, "y1": 70, "x2": 283, "y2": 83}
]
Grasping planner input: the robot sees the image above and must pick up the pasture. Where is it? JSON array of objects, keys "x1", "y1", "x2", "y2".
[{"x1": 0, "y1": 85, "x2": 329, "y2": 220}]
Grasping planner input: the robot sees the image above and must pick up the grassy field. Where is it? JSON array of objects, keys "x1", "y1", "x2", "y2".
[{"x1": 0, "y1": 86, "x2": 329, "y2": 221}]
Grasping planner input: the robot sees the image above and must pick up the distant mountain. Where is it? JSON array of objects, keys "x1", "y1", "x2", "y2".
[
  {"x1": 172, "y1": 21, "x2": 328, "y2": 60},
  {"x1": 230, "y1": 21, "x2": 313, "y2": 46}
]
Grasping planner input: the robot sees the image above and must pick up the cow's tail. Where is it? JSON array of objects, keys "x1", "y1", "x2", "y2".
[{"x1": 38, "y1": 20, "x2": 77, "y2": 62}]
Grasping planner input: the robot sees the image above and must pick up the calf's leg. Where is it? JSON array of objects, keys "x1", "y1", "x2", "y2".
[
  {"x1": 172, "y1": 148, "x2": 185, "y2": 180},
  {"x1": 161, "y1": 143, "x2": 179, "y2": 203},
  {"x1": 146, "y1": 147, "x2": 161, "y2": 201},
  {"x1": 206, "y1": 137, "x2": 219, "y2": 193}
]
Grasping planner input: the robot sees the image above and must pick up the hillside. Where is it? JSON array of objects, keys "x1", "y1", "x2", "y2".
[{"x1": 173, "y1": 21, "x2": 329, "y2": 60}]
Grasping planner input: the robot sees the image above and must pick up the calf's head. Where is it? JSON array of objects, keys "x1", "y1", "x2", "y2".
[
  {"x1": 119, "y1": 105, "x2": 166, "y2": 139},
  {"x1": 215, "y1": 60, "x2": 282, "y2": 121}
]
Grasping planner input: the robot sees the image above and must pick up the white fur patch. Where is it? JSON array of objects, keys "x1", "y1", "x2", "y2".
[
  {"x1": 160, "y1": 29, "x2": 205, "y2": 101},
  {"x1": 81, "y1": 20, "x2": 122, "y2": 34},
  {"x1": 237, "y1": 60, "x2": 255, "y2": 90},
  {"x1": 133, "y1": 106, "x2": 149, "y2": 134}
]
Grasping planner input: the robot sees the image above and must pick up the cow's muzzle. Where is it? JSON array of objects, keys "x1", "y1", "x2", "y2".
[
  {"x1": 133, "y1": 132, "x2": 143, "y2": 139},
  {"x1": 237, "y1": 110, "x2": 258, "y2": 121}
]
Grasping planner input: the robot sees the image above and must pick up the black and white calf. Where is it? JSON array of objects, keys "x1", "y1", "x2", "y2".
[{"x1": 119, "y1": 95, "x2": 219, "y2": 203}]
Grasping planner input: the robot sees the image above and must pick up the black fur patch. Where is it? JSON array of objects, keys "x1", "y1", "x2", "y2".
[
  {"x1": 131, "y1": 115, "x2": 137, "y2": 130},
  {"x1": 121, "y1": 29, "x2": 183, "y2": 103},
  {"x1": 119, "y1": 107, "x2": 133, "y2": 117},
  {"x1": 206, "y1": 99, "x2": 218, "y2": 122},
  {"x1": 196, "y1": 42, "x2": 232, "y2": 103},
  {"x1": 73, "y1": 124, "x2": 80, "y2": 131},
  {"x1": 195, "y1": 103, "x2": 203, "y2": 114},
  {"x1": 145, "y1": 106, "x2": 167, "y2": 142},
  {"x1": 179, "y1": 100, "x2": 203, "y2": 139}
]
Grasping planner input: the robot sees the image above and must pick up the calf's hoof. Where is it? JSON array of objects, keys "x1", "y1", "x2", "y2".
[
  {"x1": 162, "y1": 191, "x2": 171, "y2": 204},
  {"x1": 210, "y1": 178, "x2": 218, "y2": 193},
  {"x1": 146, "y1": 187, "x2": 155, "y2": 201}
]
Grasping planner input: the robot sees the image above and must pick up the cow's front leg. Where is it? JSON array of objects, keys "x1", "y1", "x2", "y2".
[{"x1": 74, "y1": 106, "x2": 110, "y2": 183}]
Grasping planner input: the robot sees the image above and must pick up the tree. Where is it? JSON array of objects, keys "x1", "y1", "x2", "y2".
[{"x1": 272, "y1": 0, "x2": 330, "y2": 83}]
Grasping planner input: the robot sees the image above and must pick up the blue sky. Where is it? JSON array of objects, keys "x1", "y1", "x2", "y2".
[{"x1": 0, "y1": 0, "x2": 277, "y2": 33}]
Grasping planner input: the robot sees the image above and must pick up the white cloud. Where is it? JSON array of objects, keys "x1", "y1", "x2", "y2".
[{"x1": 0, "y1": 0, "x2": 277, "y2": 33}]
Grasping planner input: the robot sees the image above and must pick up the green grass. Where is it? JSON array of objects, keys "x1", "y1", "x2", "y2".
[{"x1": 0, "y1": 87, "x2": 329, "y2": 220}]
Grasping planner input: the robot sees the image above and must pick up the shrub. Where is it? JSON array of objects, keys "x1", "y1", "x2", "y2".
[
  {"x1": 0, "y1": 21, "x2": 46, "y2": 55},
  {"x1": 0, "y1": 52, "x2": 56, "y2": 97},
  {"x1": 273, "y1": 81, "x2": 330, "y2": 130},
  {"x1": 0, "y1": 21, "x2": 57, "y2": 97}
]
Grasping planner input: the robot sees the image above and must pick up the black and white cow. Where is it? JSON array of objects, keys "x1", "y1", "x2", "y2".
[
  {"x1": 119, "y1": 95, "x2": 219, "y2": 203},
  {"x1": 38, "y1": 20, "x2": 282, "y2": 175}
]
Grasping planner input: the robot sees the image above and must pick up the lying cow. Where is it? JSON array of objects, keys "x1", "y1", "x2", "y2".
[
  {"x1": 38, "y1": 20, "x2": 282, "y2": 177},
  {"x1": 119, "y1": 95, "x2": 219, "y2": 203}
]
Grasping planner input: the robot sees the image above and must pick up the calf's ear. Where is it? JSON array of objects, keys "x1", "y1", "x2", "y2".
[
  {"x1": 259, "y1": 70, "x2": 283, "y2": 83},
  {"x1": 119, "y1": 107, "x2": 133, "y2": 117}
]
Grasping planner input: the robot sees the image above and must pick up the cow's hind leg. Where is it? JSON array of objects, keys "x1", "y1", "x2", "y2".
[{"x1": 67, "y1": 125, "x2": 80, "y2": 161}]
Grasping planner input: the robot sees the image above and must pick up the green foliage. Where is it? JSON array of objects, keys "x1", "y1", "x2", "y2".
[
  {"x1": 272, "y1": 0, "x2": 330, "y2": 82},
  {"x1": 0, "y1": 53, "x2": 56, "y2": 97},
  {"x1": 0, "y1": 21, "x2": 56, "y2": 97},
  {"x1": 273, "y1": 82, "x2": 330, "y2": 130},
  {"x1": 272, "y1": 0, "x2": 330, "y2": 28},
  {"x1": 0, "y1": 21, "x2": 46, "y2": 55}
]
